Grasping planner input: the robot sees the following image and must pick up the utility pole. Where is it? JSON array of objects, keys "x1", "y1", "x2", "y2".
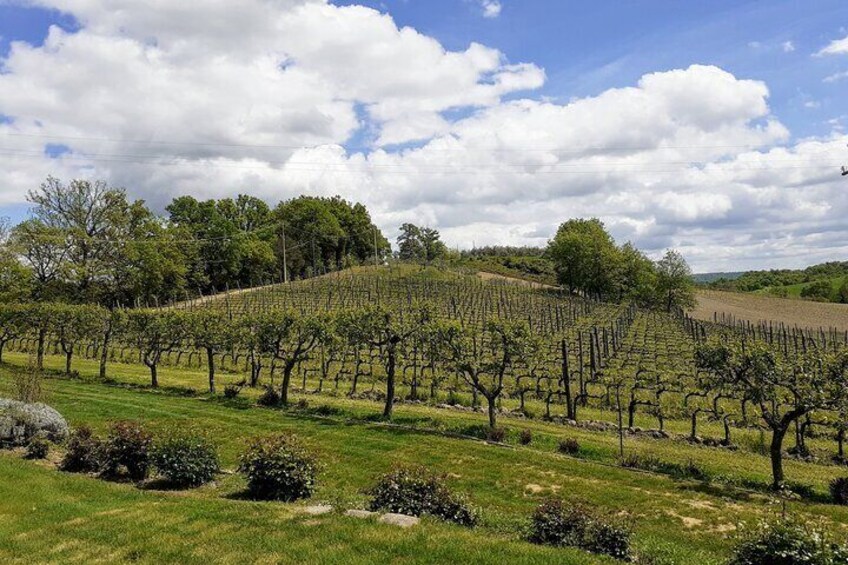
[{"x1": 281, "y1": 227, "x2": 288, "y2": 284}]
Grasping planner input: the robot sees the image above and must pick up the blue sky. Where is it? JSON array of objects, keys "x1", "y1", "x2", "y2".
[{"x1": 1, "y1": 0, "x2": 847, "y2": 271}]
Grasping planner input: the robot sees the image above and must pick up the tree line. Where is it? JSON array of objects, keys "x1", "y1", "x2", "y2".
[{"x1": 0, "y1": 177, "x2": 391, "y2": 306}]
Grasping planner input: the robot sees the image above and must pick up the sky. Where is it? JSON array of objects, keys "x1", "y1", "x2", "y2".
[{"x1": 1, "y1": 0, "x2": 847, "y2": 272}]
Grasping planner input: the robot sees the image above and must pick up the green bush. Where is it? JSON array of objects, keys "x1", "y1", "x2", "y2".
[
  {"x1": 222, "y1": 385, "x2": 241, "y2": 399},
  {"x1": 830, "y1": 477, "x2": 848, "y2": 505},
  {"x1": 257, "y1": 385, "x2": 281, "y2": 407},
  {"x1": 558, "y1": 438, "x2": 580, "y2": 455},
  {"x1": 528, "y1": 497, "x2": 631, "y2": 560},
  {"x1": 519, "y1": 429, "x2": 533, "y2": 445},
  {"x1": 368, "y1": 465, "x2": 478, "y2": 527},
  {"x1": 151, "y1": 430, "x2": 220, "y2": 487},
  {"x1": 101, "y1": 420, "x2": 153, "y2": 481},
  {"x1": 59, "y1": 426, "x2": 103, "y2": 473},
  {"x1": 486, "y1": 426, "x2": 506, "y2": 443},
  {"x1": 238, "y1": 434, "x2": 318, "y2": 501},
  {"x1": 25, "y1": 435, "x2": 50, "y2": 460},
  {"x1": 729, "y1": 518, "x2": 848, "y2": 565}
]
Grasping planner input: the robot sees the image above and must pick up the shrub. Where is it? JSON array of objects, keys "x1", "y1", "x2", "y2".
[
  {"x1": 257, "y1": 385, "x2": 281, "y2": 407},
  {"x1": 368, "y1": 466, "x2": 478, "y2": 527},
  {"x1": 60, "y1": 426, "x2": 103, "y2": 473},
  {"x1": 620, "y1": 454, "x2": 710, "y2": 481},
  {"x1": 222, "y1": 385, "x2": 241, "y2": 399},
  {"x1": 558, "y1": 438, "x2": 580, "y2": 455},
  {"x1": 151, "y1": 430, "x2": 220, "y2": 487},
  {"x1": 13, "y1": 366, "x2": 44, "y2": 404},
  {"x1": 487, "y1": 426, "x2": 506, "y2": 443},
  {"x1": 238, "y1": 434, "x2": 318, "y2": 501},
  {"x1": 528, "y1": 498, "x2": 631, "y2": 560},
  {"x1": 519, "y1": 429, "x2": 533, "y2": 445},
  {"x1": 25, "y1": 435, "x2": 50, "y2": 460},
  {"x1": 101, "y1": 420, "x2": 153, "y2": 481},
  {"x1": 729, "y1": 518, "x2": 848, "y2": 565},
  {"x1": 830, "y1": 477, "x2": 848, "y2": 505}
]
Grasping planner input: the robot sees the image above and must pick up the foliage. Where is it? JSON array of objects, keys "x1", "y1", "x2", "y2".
[
  {"x1": 830, "y1": 477, "x2": 848, "y2": 505},
  {"x1": 11, "y1": 366, "x2": 43, "y2": 404},
  {"x1": 801, "y1": 280, "x2": 835, "y2": 302},
  {"x1": 257, "y1": 385, "x2": 281, "y2": 407},
  {"x1": 528, "y1": 498, "x2": 631, "y2": 560},
  {"x1": 397, "y1": 223, "x2": 448, "y2": 263},
  {"x1": 25, "y1": 435, "x2": 50, "y2": 460},
  {"x1": 101, "y1": 420, "x2": 153, "y2": 481},
  {"x1": 519, "y1": 429, "x2": 533, "y2": 445},
  {"x1": 151, "y1": 429, "x2": 220, "y2": 487},
  {"x1": 368, "y1": 466, "x2": 478, "y2": 527},
  {"x1": 238, "y1": 433, "x2": 318, "y2": 501},
  {"x1": 729, "y1": 517, "x2": 848, "y2": 565},
  {"x1": 655, "y1": 250, "x2": 696, "y2": 312},
  {"x1": 486, "y1": 426, "x2": 506, "y2": 442},
  {"x1": 558, "y1": 438, "x2": 580, "y2": 455},
  {"x1": 59, "y1": 426, "x2": 104, "y2": 473}
]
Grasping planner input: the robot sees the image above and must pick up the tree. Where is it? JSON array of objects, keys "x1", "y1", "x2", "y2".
[
  {"x1": 257, "y1": 311, "x2": 329, "y2": 405},
  {"x1": 185, "y1": 310, "x2": 234, "y2": 394},
  {"x1": 439, "y1": 319, "x2": 530, "y2": 429},
  {"x1": 123, "y1": 310, "x2": 187, "y2": 388},
  {"x1": 339, "y1": 305, "x2": 430, "y2": 419},
  {"x1": 0, "y1": 217, "x2": 31, "y2": 302},
  {"x1": 617, "y1": 242, "x2": 656, "y2": 305},
  {"x1": 547, "y1": 218, "x2": 621, "y2": 299},
  {"x1": 654, "y1": 250, "x2": 695, "y2": 312},
  {"x1": 11, "y1": 219, "x2": 68, "y2": 300},
  {"x1": 837, "y1": 279, "x2": 848, "y2": 304},
  {"x1": 396, "y1": 224, "x2": 447, "y2": 263},
  {"x1": 0, "y1": 303, "x2": 27, "y2": 364},
  {"x1": 695, "y1": 339, "x2": 848, "y2": 489},
  {"x1": 52, "y1": 304, "x2": 106, "y2": 374}
]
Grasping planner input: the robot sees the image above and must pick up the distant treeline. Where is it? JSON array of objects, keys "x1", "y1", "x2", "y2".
[
  {"x1": 0, "y1": 177, "x2": 390, "y2": 306},
  {"x1": 706, "y1": 261, "x2": 848, "y2": 303}
]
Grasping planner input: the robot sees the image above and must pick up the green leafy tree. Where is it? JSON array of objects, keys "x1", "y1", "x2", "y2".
[
  {"x1": 52, "y1": 304, "x2": 106, "y2": 374},
  {"x1": 338, "y1": 305, "x2": 430, "y2": 419},
  {"x1": 123, "y1": 310, "x2": 187, "y2": 388},
  {"x1": 654, "y1": 250, "x2": 696, "y2": 312},
  {"x1": 696, "y1": 340, "x2": 848, "y2": 489},
  {"x1": 0, "y1": 303, "x2": 27, "y2": 364},
  {"x1": 547, "y1": 218, "x2": 621, "y2": 299},
  {"x1": 185, "y1": 310, "x2": 234, "y2": 394}
]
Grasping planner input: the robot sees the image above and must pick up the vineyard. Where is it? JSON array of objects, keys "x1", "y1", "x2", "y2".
[{"x1": 2, "y1": 265, "x2": 848, "y2": 563}]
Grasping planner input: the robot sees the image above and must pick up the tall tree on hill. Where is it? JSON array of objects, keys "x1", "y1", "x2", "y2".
[
  {"x1": 655, "y1": 250, "x2": 696, "y2": 312},
  {"x1": 396, "y1": 223, "x2": 447, "y2": 263},
  {"x1": 547, "y1": 218, "x2": 621, "y2": 299}
]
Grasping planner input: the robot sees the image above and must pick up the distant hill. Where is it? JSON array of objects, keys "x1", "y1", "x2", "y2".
[
  {"x1": 692, "y1": 272, "x2": 745, "y2": 284},
  {"x1": 703, "y1": 261, "x2": 848, "y2": 304}
]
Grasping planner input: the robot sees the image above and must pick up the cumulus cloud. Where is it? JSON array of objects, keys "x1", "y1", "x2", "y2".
[
  {"x1": 0, "y1": 1, "x2": 846, "y2": 271},
  {"x1": 479, "y1": 1, "x2": 502, "y2": 18},
  {"x1": 816, "y1": 34, "x2": 848, "y2": 56}
]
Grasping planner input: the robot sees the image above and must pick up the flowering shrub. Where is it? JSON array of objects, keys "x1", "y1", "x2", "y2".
[
  {"x1": 101, "y1": 420, "x2": 153, "y2": 481},
  {"x1": 729, "y1": 518, "x2": 848, "y2": 565},
  {"x1": 238, "y1": 434, "x2": 318, "y2": 501}
]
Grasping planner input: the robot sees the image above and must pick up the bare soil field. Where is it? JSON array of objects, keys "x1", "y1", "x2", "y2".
[
  {"x1": 475, "y1": 271, "x2": 557, "y2": 289},
  {"x1": 693, "y1": 289, "x2": 848, "y2": 332}
]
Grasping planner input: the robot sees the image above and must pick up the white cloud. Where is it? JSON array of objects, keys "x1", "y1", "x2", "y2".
[
  {"x1": 782, "y1": 40, "x2": 795, "y2": 52},
  {"x1": 0, "y1": 1, "x2": 847, "y2": 271},
  {"x1": 824, "y1": 70, "x2": 848, "y2": 83},
  {"x1": 479, "y1": 0, "x2": 502, "y2": 18},
  {"x1": 816, "y1": 34, "x2": 848, "y2": 56}
]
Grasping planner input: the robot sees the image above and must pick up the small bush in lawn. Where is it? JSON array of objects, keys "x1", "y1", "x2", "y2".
[
  {"x1": 558, "y1": 438, "x2": 580, "y2": 455},
  {"x1": 830, "y1": 477, "x2": 848, "y2": 505},
  {"x1": 60, "y1": 426, "x2": 103, "y2": 473},
  {"x1": 25, "y1": 435, "x2": 50, "y2": 460},
  {"x1": 295, "y1": 398, "x2": 309, "y2": 410},
  {"x1": 368, "y1": 465, "x2": 478, "y2": 527},
  {"x1": 257, "y1": 385, "x2": 281, "y2": 407},
  {"x1": 101, "y1": 420, "x2": 153, "y2": 481},
  {"x1": 222, "y1": 384, "x2": 241, "y2": 399},
  {"x1": 238, "y1": 434, "x2": 318, "y2": 501},
  {"x1": 519, "y1": 429, "x2": 533, "y2": 445},
  {"x1": 729, "y1": 517, "x2": 848, "y2": 565},
  {"x1": 528, "y1": 497, "x2": 632, "y2": 560},
  {"x1": 151, "y1": 429, "x2": 220, "y2": 487},
  {"x1": 487, "y1": 426, "x2": 506, "y2": 443}
]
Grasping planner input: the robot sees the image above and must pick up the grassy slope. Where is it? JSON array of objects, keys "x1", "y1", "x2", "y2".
[{"x1": 3, "y1": 354, "x2": 848, "y2": 563}]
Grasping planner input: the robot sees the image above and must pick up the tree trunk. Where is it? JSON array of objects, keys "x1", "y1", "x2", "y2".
[
  {"x1": 149, "y1": 363, "x2": 158, "y2": 388},
  {"x1": 281, "y1": 359, "x2": 296, "y2": 405},
  {"x1": 0, "y1": 341, "x2": 5, "y2": 364},
  {"x1": 99, "y1": 326, "x2": 111, "y2": 380},
  {"x1": 487, "y1": 394, "x2": 497, "y2": 429},
  {"x1": 65, "y1": 348, "x2": 73, "y2": 375},
  {"x1": 770, "y1": 425, "x2": 789, "y2": 489},
  {"x1": 206, "y1": 347, "x2": 216, "y2": 393},
  {"x1": 690, "y1": 411, "x2": 698, "y2": 440},
  {"x1": 383, "y1": 348, "x2": 396, "y2": 419},
  {"x1": 36, "y1": 328, "x2": 46, "y2": 371}
]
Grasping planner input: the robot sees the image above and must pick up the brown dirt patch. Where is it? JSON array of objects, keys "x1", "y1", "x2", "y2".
[{"x1": 692, "y1": 290, "x2": 848, "y2": 332}]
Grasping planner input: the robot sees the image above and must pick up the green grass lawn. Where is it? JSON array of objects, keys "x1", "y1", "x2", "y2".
[{"x1": 2, "y1": 354, "x2": 848, "y2": 564}]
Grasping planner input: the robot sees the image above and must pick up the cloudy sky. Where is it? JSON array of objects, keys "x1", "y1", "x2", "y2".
[{"x1": 1, "y1": 0, "x2": 847, "y2": 272}]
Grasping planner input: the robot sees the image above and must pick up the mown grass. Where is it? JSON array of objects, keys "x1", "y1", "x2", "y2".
[{"x1": 3, "y1": 356, "x2": 848, "y2": 564}]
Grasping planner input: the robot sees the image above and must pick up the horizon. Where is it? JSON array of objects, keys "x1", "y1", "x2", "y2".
[{"x1": 1, "y1": 0, "x2": 847, "y2": 272}]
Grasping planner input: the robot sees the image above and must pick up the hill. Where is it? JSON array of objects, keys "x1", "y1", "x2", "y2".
[{"x1": 704, "y1": 261, "x2": 848, "y2": 304}]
